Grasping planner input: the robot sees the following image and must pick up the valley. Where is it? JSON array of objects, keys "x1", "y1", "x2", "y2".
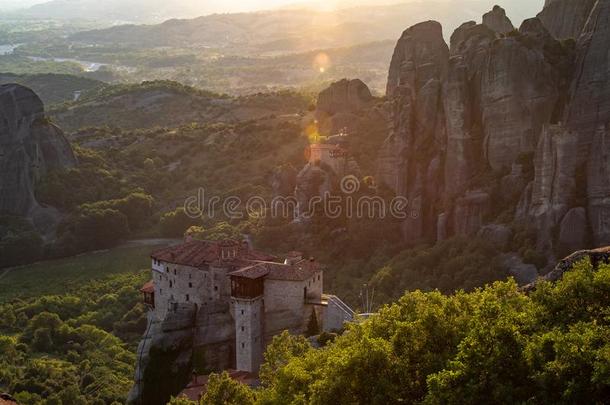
[{"x1": 0, "y1": 0, "x2": 609, "y2": 404}]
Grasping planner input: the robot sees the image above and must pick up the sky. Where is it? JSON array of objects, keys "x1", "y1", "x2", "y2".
[
  {"x1": 0, "y1": 0, "x2": 319, "y2": 11},
  {"x1": 0, "y1": 0, "x2": 392, "y2": 13}
]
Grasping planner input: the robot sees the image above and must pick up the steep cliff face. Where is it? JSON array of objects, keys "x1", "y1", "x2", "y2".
[
  {"x1": 482, "y1": 5, "x2": 514, "y2": 34},
  {"x1": 448, "y1": 17, "x2": 570, "y2": 176},
  {"x1": 293, "y1": 79, "x2": 387, "y2": 221},
  {"x1": 519, "y1": 124, "x2": 581, "y2": 255},
  {"x1": 521, "y1": 0, "x2": 610, "y2": 250},
  {"x1": 379, "y1": 21, "x2": 448, "y2": 242},
  {"x1": 587, "y1": 126, "x2": 610, "y2": 246},
  {"x1": 538, "y1": 0, "x2": 597, "y2": 39},
  {"x1": 316, "y1": 78, "x2": 375, "y2": 136},
  {"x1": 0, "y1": 84, "x2": 76, "y2": 236},
  {"x1": 128, "y1": 303, "x2": 235, "y2": 405},
  {"x1": 373, "y1": 1, "x2": 610, "y2": 263}
]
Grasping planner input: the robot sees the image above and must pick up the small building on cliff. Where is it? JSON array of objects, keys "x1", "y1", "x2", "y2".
[{"x1": 138, "y1": 239, "x2": 353, "y2": 378}]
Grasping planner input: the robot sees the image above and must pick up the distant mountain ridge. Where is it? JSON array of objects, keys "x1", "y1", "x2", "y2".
[
  {"x1": 10, "y1": 0, "x2": 544, "y2": 25},
  {"x1": 68, "y1": 1, "x2": 544, "y2": 53}
]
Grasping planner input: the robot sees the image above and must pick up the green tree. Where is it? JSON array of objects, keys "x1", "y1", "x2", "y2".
[
  {"x1": 259, "y1": 331, "x2": 311, "y2": 387},
  {"x1": 160, "y1": 207, "x2": 199, "y2": 237},
  {"x1": 166, "y1": 396, "x2": 196, "y2": 405},
  {"x1": 57, "y1": 207, "x2": 129, "y2": 253},
  {"x1": 201, "y1": 372, "x2": 255, "y2": 405}
]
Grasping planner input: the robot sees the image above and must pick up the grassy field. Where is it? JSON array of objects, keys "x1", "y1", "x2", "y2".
[{"x1": 0, "y1": 242, "x2": 171, "y2": 302}]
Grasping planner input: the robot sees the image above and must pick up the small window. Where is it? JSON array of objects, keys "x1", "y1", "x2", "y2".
[
  {"x1": 189, "y1": 273, "x2": 192, "y2": 279},
  {"x1": 166, "y1": 267, "x2": 169, "y2": 273},
  {"x1": 189, "y1": 282, "x2": 193, "y2": 288},
  {"x1": 241, "y1": 343, "x2": 245, "y2": 349},
  {"x1": 169, "y1": 281, "x2": 172, "y2": 288},
  {"x1": 318, "y1": 275, "x2": 320, "y2": 281},
  {"x1": 160, "y1": 289, "x2": 163, "y2": 295},
  {"x1": 241, "y1": 326, "x2": 244, "y2": 332},
  {"x1": 174, "y1": 269, "x2": 177, "y2": 275},
  {"x1": 186, "y1": 294, "x2": 190, "y2": 301},
  {"x1": 241, "y1": 310, "x2": 244, "y2": 315},
  {"x1": 214, "y1": 286, "x2": 218, "y2": 291}
]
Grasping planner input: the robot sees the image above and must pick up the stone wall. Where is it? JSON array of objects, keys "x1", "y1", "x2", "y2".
[{"x1": 233, "y1": 297, "x2": 264, "y2": 372}]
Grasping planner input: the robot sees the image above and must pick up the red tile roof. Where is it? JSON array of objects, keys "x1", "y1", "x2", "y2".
[
  {"x1": 267, "y1": 259, "x2": 320, "y2": 281},
  {"x1": 151, "y1": 240, "x2": 274, "y2": 268},
  {"x1": 230, "y1": 259, "x2": 320, "y2": 282},
  {"x1": 229, "y1": 263, "x2": 270, "y2": 279},
  {"x1": 0, "y1": 394, "x2": 18, "y2": 405},
  {"x1": 140, "y1": 280, "x2": 154, "y2": 294}
]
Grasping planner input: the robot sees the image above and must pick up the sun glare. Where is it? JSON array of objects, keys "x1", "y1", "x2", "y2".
[{"x1": 313, "y1": 52, "x2": 331, "y2": 73}]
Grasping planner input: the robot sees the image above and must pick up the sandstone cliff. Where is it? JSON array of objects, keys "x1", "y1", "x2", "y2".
[
  {"x1": 370, "y1": 1, "x2": 610, "y2": 268},
  {"x1": 128, "y1": 303, "x2": 235, "y2": 405},
  {"x1": 380, "y1": 21, "x2": 448, "y2": 242},
  {"x1": 0, "y1": 84, "x2": 76, "y2": 237},
  {"x1": 537, "y1": 0, "x2": 597, "y2": 39}
]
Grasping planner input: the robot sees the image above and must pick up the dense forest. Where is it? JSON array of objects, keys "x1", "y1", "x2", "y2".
[{"x1": 0, "y1": 271, "x2": 148, "y2": 404}]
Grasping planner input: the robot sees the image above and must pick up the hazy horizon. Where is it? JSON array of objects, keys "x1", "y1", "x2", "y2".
[{"x1": 0, "y1": 0, "x2": 545, "y2": 23}]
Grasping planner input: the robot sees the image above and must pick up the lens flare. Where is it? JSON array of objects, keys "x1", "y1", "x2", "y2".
[
  {"x1": 305, "y1": 121, "x2": 321, "y2": 144},
  {"x1": 313, "y1": 52, "x2": 330, "y2": 73}
]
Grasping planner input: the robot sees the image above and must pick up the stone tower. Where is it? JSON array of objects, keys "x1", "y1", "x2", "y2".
[
  {"x1": 233, "y1": 296, "x2": 264, "y2": 373},
  {"x1": 230, "y1": 271, "x2": 266, "y2": 373}
]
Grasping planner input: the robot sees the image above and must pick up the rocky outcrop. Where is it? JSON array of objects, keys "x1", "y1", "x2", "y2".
[
  {"x1": 523, "y1": 246, "x2": 610, "y2": 292},
  {"x1": 379, "y1": 21, "x2": 448, "y2": 242},
  {"x1": 0, "y1": 84, "x2": 76, "y2": 236},
  {"x1": 453, "y1": 190, "x2": 490, "y2": 237},
  {"x1": 501, "y1": 253, "x2": 539, "y2": 285},
  {"x1": 328, "y1": 1, "x2": 610, "y2": 258},
  {"x1": 482, "y1": 18, "x2": 568, "y2": 171},
  {"x1": 316, "y1": 79, "x2": 374, "y2": 136},
  {"x1": 518, "y1": 124, "x2": 580, "y2": 253},
  {"x1": 516, "y1": 0, "x2": 610, "y2": 254},
  {"x1": 294, "y1": 163, "x2": 333, "y2": 220},
  {"x1": 500, "y1": 164, "x2": 528, "y2": 202},
  {"x1": 128, "y1": 302, "x2": 235, "y2": 405},
  {"x1": 587, "y1": 126, "x2": 610, "y2": 246},
  {"x1": 269, "y1": 164, "x2": 297, "y2": 198},
  {"x1": 538, "y1": 0, "x2": 597, "y2": 40},
  {"x1": 374, "y1": 6, "x2": 578, "y2": 246},
  {"x1": 317, "y1": 78, "x2": 373, "y2": 116},
  {"x1": 565, "y1": 0, "x2": 610, "y2": 155},
  {"x1": 478, "y1": 224, "x2": 513, "y2": 251},
  {"x1": 558, "y1": 207, "x2": 589, "y2": 257},
  {"x1": 482, "y1": 5, "x2": 514, "y2": 34},
  {"x1": 442, "y1": 14, "x2": 572, "y2": 205}
]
